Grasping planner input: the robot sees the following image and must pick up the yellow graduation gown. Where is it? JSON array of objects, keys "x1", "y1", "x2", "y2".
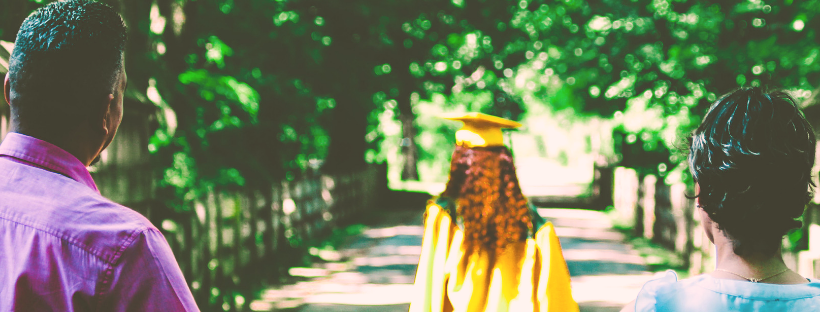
[{"x1": 409, "y1": 203, "x2": 579, "y2": 312}]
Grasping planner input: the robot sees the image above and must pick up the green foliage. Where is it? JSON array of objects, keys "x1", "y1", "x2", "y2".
[
  {"x1": 5, "y1": 0, "x2": 820, "y2": 229},
  {"x1": 385, "y1": 0, "x2": 820, "y2": 182},
  {"x1": 784, "y1": 227, "x2": 804, "y2": 251},
  {"x1": 5, "y1": 1, "x2": 820, "y2": 310},
  {"x1": 178, "y1": 69, "x2": 260, "y2": 123}
]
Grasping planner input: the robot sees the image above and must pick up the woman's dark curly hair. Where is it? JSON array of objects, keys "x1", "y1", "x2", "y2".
[
  {"x1": 441, "y1": 145, "x2": 532, "y2": 256},
  {"x1": 689, "y1": 87, "x2": 816, "y2": 256}
]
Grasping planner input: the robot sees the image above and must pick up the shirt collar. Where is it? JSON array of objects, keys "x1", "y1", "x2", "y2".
[{"x1": 0, "y1": 132, "x2": 99, "y2": 192}]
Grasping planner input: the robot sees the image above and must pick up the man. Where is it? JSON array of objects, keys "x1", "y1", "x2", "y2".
[{"x1": 0, "y1": 1, "x2": 198, "y2": 311}]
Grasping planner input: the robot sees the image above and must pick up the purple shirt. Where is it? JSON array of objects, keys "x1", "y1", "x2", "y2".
[{"x1": 0, "y1": 133, "x2": 199, "y2": 311}]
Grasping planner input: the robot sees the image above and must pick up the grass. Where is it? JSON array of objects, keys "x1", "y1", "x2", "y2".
[
  {"x1": 313, "y1": 223, "x2": 368, "y2": 251},
  {"x1": 300, "y1": 208, "x2": 423, "y2": 264},
  {"x1": 626, "y1": 236, "x2": 690, "y2": 278}
]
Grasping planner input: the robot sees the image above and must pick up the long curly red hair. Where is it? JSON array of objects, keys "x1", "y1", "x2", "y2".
[{"x1": 441, "y1": 145, "x2": 531, "y2": 256}]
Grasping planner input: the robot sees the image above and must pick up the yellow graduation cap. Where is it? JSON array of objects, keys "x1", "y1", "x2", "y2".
[{"x1": 441, "y1": 112, "x2": 522, "y2": 147}]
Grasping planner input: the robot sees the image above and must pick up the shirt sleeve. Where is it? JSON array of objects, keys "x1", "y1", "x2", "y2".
[
  {"x1": 634, "y1": 270, "x2": 677, "y2": 312},
  {"x1": 96, "y1": 228, "x2": 200, "y2": 312}
]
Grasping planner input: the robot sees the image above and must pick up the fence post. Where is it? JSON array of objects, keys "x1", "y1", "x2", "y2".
[
  {"x1": 653, "y1": 179, "x2": 674, "y2": 248},
  {"x1": 640, "y1": 175, "x2": 657, "y2": 240},
  {"x1": 689, "y1": 199, "x2": 715, "y2": 275},
  {"x1": 799, "y1": 205, "x2": 820, "y2": 278},
  {"x1": 190, "y1": 200, "x2": 206, "y2": 299},
  {"x1": 670, "y1": 182, "x2": 694, "y2": 267},
  {"x1": 144, "y1": 166, "x2": 384, "y2": 310},
  {"x1": 613, "y1": 167, "x2": 638, "y2": 228},
  {"x1": 204, "y1": 189, "x2": 223, "y2": 307}
]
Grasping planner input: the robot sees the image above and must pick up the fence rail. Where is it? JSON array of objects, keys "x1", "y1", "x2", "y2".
[
  {"x1": 174, "y1": 166, "x2": 379, "y2": 310},
  {"x1": 611, "y1": 166, "x2": 820, "y2": 276},
  {"x1": 92, "y1": 161, "x2": 382, "y2": 311}
]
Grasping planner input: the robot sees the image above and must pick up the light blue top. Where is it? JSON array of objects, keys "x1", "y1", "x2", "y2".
[{"x1": 635, "y1": 270, "x2": 820, "y2": 311}]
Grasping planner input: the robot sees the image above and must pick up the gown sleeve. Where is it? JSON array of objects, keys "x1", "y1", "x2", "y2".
[
  {"x1": 409, "y1": 202, "x2": 455, "y2": 312},
  {"x1": 534, "y1": 222, "x2": 580, "y2": 312}
]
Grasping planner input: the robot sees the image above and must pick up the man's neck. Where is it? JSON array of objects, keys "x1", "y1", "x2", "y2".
[{"x1": 9, "y1": 124, "x2": 95, "y2": 166}]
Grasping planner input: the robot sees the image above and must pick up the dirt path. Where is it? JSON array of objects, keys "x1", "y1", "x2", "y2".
[{"x1": 248, "y1": 208, "x2": 658, "y2": 312}]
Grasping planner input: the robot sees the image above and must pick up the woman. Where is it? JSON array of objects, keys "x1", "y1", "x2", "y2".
[
  {"x1": 409, "y1": 113, "x2": 578, "y2": 312},
  {"x1": 623, "y1": 88, "x2": 820, "y2": 311}
]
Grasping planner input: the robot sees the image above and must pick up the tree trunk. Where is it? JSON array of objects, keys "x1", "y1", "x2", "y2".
[
  {"x1": 399, "y1": 104, "x2": 419, "y2": 181},
  {"x1": 322, "y1": 94, "x2": 368, "y2": 174}
]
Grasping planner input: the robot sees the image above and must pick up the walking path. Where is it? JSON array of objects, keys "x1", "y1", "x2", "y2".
[
  {"x1": 541, "y1": 209, "x2": 656, "y2": 312},
  {"x1": 248, "y1": 208, "x2": 658, "y2": 311}
]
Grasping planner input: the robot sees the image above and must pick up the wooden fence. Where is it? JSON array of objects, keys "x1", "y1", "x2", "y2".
[
  {"x1": 612, "y1": 166, "x2": 820, "y2": 277},
  {"x1": 613, "y1": 167, "x2": 721, "y2": 275},
  {"x1": 142, "y1": 166, "x2": 382, "y2": 311},
  {"x1": 86, "y1": 101, "x2": 383, "y2": 310},
  {"x1": 84, "y1": 99, "x2": 384, "y2": 310},
  {"x1": 0, "y1": 39, "x2": 385, "y2": 311}
]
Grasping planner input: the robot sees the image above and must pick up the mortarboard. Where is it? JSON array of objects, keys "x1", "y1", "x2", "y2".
[{"x1": 440, "y1": 112, "x2": 522, "y2": 148}]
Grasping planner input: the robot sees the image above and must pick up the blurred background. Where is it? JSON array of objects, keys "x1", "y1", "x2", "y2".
[{"x1": 4, "y1": 0, "x2": 820, "y2": 311}]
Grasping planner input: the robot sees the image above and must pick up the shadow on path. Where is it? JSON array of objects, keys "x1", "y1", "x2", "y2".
[
  {"x1": 540, "y1": 208, "x2": 656, "y2": 312},
  {"x1": 249, "y1": 208, "x2": 656, "y2": 312},
  {"x1": 249, "y1": 210, "x2": 422, "y2": 311}
]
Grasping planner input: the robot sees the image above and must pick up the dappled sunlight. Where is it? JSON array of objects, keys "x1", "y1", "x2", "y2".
[
  {"x1": 546, "y1": 215, "x2": 613, "y2": 230},
  {"x1": 368, "y1": 245, "x2": 422, "y2": 256},
  {"x1": 538, "y1": 208, "x2": 613, "y2": 220},
  {"x1": 306, "y1": 284, "x2": 415, "y2": 305},
  {"x1": 4, "y1": 0, "x2": 820, "y2": 311},
  {"x1": 537, "y1": 208, "x2": 629, "y2": 241},
  {"x1": 571, "y1": 274, "x2": 657, "y2": 305},
  {"x1": 289, "y1": 267, "x2": 331, "y2": 278},
  {"x1": 363, "y1": 225, "x2": 425, "y2": 238},
  {"x1": 250, "y1": 280, "x2": 413, "y2": 309},
  {"x1": 553, "y1": 225, "x2": 626, "y2": 241},
  {"x1": 563, "y1": 249, "x2": 644, "y2": 264},
  {"x1": 248, "y1": 301, "x2": 274, "y2": 311},
  {"x1": 255, "y1": 206, "x2": 658, "y2": 310},
  {"x1": 249, "y1": 220, "x2": 422, "y2": 310},
  {"x1": 352, "y1": 255, "x2": 420, "y2": 267}
]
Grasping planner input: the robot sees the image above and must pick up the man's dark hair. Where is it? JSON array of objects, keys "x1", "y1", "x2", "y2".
[
  {"x1": 8, "y1": 0, "x2": 126, "y2": 128},
  {"x1": 689, "y1": 87, "x2": 816, "y2": 256}
]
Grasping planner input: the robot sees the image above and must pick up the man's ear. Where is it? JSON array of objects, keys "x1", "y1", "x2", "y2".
[
  {"x1": 99, "y1": 93, "x2": 115, "y2": 136},
  {"x1": 4, "y1": 74, "x2": 10, "y2": 106}
]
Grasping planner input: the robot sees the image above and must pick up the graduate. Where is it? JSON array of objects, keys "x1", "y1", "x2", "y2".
[{"x1": 410, "y1": 113, "x2": 579, "y2": 312}]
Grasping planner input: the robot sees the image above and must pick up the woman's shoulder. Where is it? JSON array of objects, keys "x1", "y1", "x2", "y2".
[
  {"x1": 426, "y1": 196, "x2": 456, "y2": 215},
  {"x1": 633, "y1": 271, "x2": 713, "y2": 311},
  {"x1": 634, "y1": 271, "x2": 820, "y2": 311},
  {"x1": 636, "y1": 271, "x2": 681, "y2": 298},
  {"x1": 424, "y1": 197, "x2": 462, "y2": 230}
]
